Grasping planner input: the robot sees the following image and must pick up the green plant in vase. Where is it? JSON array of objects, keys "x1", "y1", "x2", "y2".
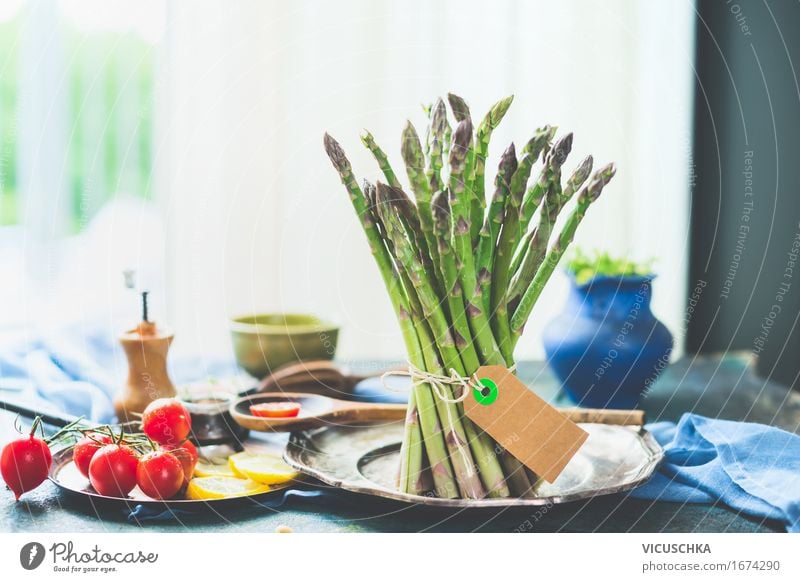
[
  {"x1": 567, "y1": 249, "x2": 655, "y2": 285},
  {"x1": 324, "y1": 93, "x2": 616, "y2": 499}
]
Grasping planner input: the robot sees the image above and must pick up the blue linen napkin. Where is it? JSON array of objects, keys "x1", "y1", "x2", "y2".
[
  {"x1": 629, "y1": 413, "x2": 800, "y2": 532},
  {"x1": 0, "y1": 322, "x2": 240, "y2": 424},
  {"x1": 126, "y1": 489, "x2": 336, "y2": 523}
]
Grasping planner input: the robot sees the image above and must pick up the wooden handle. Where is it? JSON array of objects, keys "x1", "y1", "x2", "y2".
[
  {"x1": 324, "y1": 404, "x2": 642, "y2": 426},
  {"x1": 558, "y1": 407, "x2": 645, "y2": 426},
  {"x1": 328, "y1": 400, "x2": 408, "y2": 423}
]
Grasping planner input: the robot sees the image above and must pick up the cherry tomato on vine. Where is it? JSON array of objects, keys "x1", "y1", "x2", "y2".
[
  {"x1": 1, "y1": 434, "x2": 52, "y2": 501},
  {"x1": 136, "y1": 451, "x2": 184, "y2": 500},
  {"x1": 73, "y1": 433, "x2": 114, "y2": 478},
  {"x1": 164, "y1": 440, "x2": 198, "y2": 484},
  {"x1": 88, "y1": 444, "x2": 139, "y2": 497},
  {"x1": 141, "y1": 399, "x2": 191, "y2": 446}
]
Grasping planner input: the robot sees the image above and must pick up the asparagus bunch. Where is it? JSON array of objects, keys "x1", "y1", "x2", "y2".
[{"x1": 324, "y1": 93, "x2": 616, "y2": 499}]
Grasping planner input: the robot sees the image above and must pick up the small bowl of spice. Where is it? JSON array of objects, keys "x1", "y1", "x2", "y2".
[{"x1": 178, "y1": 389, "x2": 249, "y2": 446}]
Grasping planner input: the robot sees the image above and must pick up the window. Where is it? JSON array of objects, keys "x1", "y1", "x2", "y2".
[{"x1": 0, "y1": 0, "x2": 163, "y2": 232}]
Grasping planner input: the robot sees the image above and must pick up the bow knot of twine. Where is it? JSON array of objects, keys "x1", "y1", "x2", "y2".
[
  {"x1": 381, "y1": 362, "x2": 517, "y2": 402},
  {"x1": 381, "y1": 363, "x2": 480, "y2": 402}
]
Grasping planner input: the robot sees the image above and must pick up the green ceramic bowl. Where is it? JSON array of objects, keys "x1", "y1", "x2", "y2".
[{"x1": 229, "y1": 313, "x2": 339, "y2": 380}]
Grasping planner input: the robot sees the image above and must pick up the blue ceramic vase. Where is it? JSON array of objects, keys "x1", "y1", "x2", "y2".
[{"x1": 542, "y1": 275, "x2": 673, "y2": 409}]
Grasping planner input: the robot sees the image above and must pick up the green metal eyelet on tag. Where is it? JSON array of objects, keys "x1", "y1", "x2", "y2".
[{"x1": 473, "y1": 378, "x2": 498, "y2": 406}]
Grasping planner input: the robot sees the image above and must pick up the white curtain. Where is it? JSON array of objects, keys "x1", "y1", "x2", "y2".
[{"x1": 157, "y1": 0, "x2": 696, "y2": 361}]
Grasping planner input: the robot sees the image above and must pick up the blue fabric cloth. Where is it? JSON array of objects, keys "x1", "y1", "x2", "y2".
[
  {"x1": 0, "y1": 322, "x2": 240, "y2": 424},
  {"x1": 126, "y1": 489, "x2": 335, "y2": 523},
  {"x1": 630, "y1": 413, "x2": 800, "y2": 532}
]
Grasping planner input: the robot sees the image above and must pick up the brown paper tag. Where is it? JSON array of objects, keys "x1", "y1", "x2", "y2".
[{"x1": 463, "y1": 365, "x2": 588, "y2": 483}]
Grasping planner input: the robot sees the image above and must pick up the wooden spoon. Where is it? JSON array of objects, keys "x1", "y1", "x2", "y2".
[
  {"x1": 230, "y1": 393, "x2": 408, "y2": 432},
  {"x1": 230, "y1": 392, "x2": 645, "y2": 433}
]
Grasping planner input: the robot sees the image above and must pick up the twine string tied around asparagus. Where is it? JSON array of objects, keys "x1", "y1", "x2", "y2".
[
  {"x1": 382, "y1": 363, "x2": 517, "y2": 482},
  {"x1": 381, "y1": 362, "x2": 516, "y2": 401}
]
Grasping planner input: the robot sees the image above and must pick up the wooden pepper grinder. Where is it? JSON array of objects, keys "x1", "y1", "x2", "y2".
[{"x1": 114, "y1": 291, "x2": 176, "y2": 423}]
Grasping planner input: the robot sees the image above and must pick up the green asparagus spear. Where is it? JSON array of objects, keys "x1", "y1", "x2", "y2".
[
  {"x1": 501, "y1": 452, "x2": 536, "y2": 498},
  {"x1": 517, "y1": 126, "x2": 561, "y2": 234},
  {"x1": 506, "y1": 153, "x2": 592, "y2": 311},
  {"x1": 401, "y1": 121, "x2": 444, "y2": 290},
  {"x1": 427, "y1": 99, "x2": 448, "y2": 196},
  {"x1": 422, "y1": 102, "x2": 433, "y2": 158},
  {"x1": 476, "y1": 143, "x2": 517, "y2": 313},
  {"x1": 510, "y1": 163, "x2": 617, "y2": 342},
  {"x1": 489, "y1": 156, "x2": 535, "y2": 363},
  {"x1": 398, "y1": 392, "x2": 426, "y2": 494},
  {"x1": 509, "y1": 228, "x2": 535, "y2": 278},
  {"x1": 447, "y1": 93, "x2": 483, "y2": 245},
  {"x1": 361, "y1": 131, "x2": 402, "y2": 189},
  {"x1": 472, "y1": 95, "x2": 514, "y2": 238}
]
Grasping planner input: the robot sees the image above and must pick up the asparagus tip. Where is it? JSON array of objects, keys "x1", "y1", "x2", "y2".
[
  {"x1": 574, "y1": 155, "x2": 594, "y2": 184},
  {"x1": 447, "y1": 92, "x2": 471, "y2": 122},
  {"x1": 489, "y1": 94, "x2": 515, "y2": 126},
  {"x1": 502, "y1": 141, "x2": 516, "y2": 160},
  {"x1": 583, "y1": 163, "x2": 617, "y2": 202},
  {"x1": 323, "y1": 133, "x2": 350, "y2": 173},
  {"x1": 523, "y1": 125, "x2": 556, "y2": 157},
  {"x1": 600, "y1": 162, "x2": 617, "y2": 182},
  {"x1": 551, "y1": 132, "x2": 574, "y2": 166},
  {"x1": 401, "y1": 120, "x2": 423, "y2": 169},
  {"x1": 362, "y1": 179, "x2": 377, "y2": 206},
  {"x1": 498, "y1": 142, "x2": 518, "y2": 181},
  {"x1": 448, "y1": 118, "x2": 473, "y2": 166},
  {"x1": 431, "y1": 99, "x2": 447, "y2": 134}
]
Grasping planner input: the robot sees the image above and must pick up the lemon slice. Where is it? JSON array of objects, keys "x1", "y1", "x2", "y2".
[
  {"x1": 185, "y1": 476, "x2": 270, "y2": 500},
  {"x1": 228, "y1": 452, "x2": 299, "y2": 485},
  {"x1": 194, "y1": 461, "x2": 237, "y2": 478}
]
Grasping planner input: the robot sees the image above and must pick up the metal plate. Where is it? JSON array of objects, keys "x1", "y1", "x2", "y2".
[
  {"x1": 49, "y1": 445, "x2": 291, "y2": 508},
  {"x1": 284, "y1": 421, "x2": 663, "y2": 507}
]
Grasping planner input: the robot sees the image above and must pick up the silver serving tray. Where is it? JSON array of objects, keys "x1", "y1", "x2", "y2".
[
  {"x1": 284, "y1": 421, "x2": 663, "y2": 507},
  {"x1": 49, "y1": 444, "x2": 290, "y2": 507}
]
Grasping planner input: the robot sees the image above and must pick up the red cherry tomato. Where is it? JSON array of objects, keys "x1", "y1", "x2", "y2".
[
  {"x1": 136, "y1": 451, "x2": 184, "y2": 500},
  {"x1": 1, "y1": 435, "x2": 52, "y2": 501},
  {"x1": 88, "y1": 444, "x2": 139, "y2": 498},
  {"x1": 141, "y1": 399, "x2": 191, "y2": 446},
  {"x1": 163, "y1": 440, "x2": 198, "y2": 484},
  {"x1": 73, "y1": 433, "x2": 114, "y2": 478},
  {"x1": 249, "y1": 402, "x2": 301, "y2": 418}
]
